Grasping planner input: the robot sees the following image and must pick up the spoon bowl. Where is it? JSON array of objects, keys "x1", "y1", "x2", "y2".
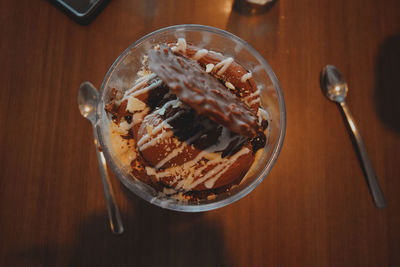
[
  {"x1": 78, "y1": 82, "x2": 98, "y2": 123},
  {"x1": 320, "y1": 65, "x2": 348, "y2": 103}
]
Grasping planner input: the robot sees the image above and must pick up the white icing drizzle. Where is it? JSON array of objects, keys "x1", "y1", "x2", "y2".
[
  {"x1": 129, "y1": 79, "x2": 162, "y2": 98},
  {"x1": 215, "y1": 57, "x2": 234, "y2": 75},
  {"x1": 257, "y1": 108, "x2": 269, "y2": 124},
  {"x1": 240, "y1": 72, "x2": 252, "y2": 83},
  {"x1": 192, "y1": 49, "x2": 208, "y2": 60},
  {"x1": 148, "y1": 128, "x2": 230, "y2": 177},
  {"x1": 145, "y1": 166, "x2": 158, "y2": 179},
  {"x1": 137, "y1": 117, "x2": 169, "y2": 148},
  {"x1": 206, "y1": 64, "x2": 214, "y2": 73},
  {"x1": 154, "y1": 142, "x2": 184, "y2": 169},
  {"x1": 182, "y1": 146, "x2": 250, "y2": 190},
  {"x1": 144, "y1": 127, "x2": 247, "y2": 191},
  {"x1": 243, "y1": 89, "x2": 260, "y2": 100},
  {"x1": 138, "y1": 107, "x2": 184, "y2": 151},
  {"x1": 139, "y1": 127, "x2": 174, "y2": 151},
  {"x1": 242, "y1": 89, "x2": 260, "y2": 107},
  {"x1": 137, "y1": 111, "x2": 169, "y2": 147},
  {"x1": 135, "y1": 73, "x2": 151, "y2": 83},
  {"x1": 225, "y1": 82, "x2": 235, "y2": 90},
  {"x1": 154, "y1": 131, "x2": 202, "y2": 169},
  {"x1": 247, "y1": 97, "x2": 261, "y2": 107},
  {"x1": 155, "y1": 98, "x2": 180, "y2": 117},
  {"x1": 203, "y1": 147, "x2": 250, "y2": 189},
  {"x1": 171, "y1": 38, "x2": 187, "y2": 54},
  {"x1": 125, "y1": 73, "x2": 157, "y2": 96}
]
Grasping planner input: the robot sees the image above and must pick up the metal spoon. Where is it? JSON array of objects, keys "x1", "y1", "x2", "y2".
[
  {"x1": 78, "y1": 81, "x2": 124, "y2": 234},
  {"x1": 320, "y1": 65, "x2": 386, "y2": 209}
]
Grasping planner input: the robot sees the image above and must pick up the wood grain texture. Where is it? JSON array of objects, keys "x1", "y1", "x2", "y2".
[{"x1": 0, "y1": 0, "x2": 399, "y2": 266}]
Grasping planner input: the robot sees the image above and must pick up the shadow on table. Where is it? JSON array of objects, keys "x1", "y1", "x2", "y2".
[
  {"x1": 13, "y1": 185, "x2": 233, "y2": 267},
  {"x1": 374, "y1": 33, "x2": 400, "y2": 134}
]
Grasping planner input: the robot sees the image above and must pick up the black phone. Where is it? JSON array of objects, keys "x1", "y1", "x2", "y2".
[{"x1": 49, "y1": 0, "x2": 110, "y2": 25}]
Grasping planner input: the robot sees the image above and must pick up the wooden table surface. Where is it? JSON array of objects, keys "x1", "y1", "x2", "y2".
[{"x1": 1, "y1": 0, "x2": 400, "y2": 266}]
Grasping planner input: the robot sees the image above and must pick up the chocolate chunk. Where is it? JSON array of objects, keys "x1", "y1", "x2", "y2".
[
  {"x1": 251, "y1": 132, "x2": 266, "y2": 153},
  {"x1": 105, "y1": 99, "x2": 130, "y2": 124},
  {"x1": 148, "y1": 46, "x2": 260, "y2": 138}
]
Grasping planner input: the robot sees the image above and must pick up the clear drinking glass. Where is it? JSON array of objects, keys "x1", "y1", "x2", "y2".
[{"x1": 96, "y1": 24, "x2": 286, "y2": 212}]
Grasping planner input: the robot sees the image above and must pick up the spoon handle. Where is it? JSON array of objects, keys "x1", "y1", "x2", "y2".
[
  {"x1": 339, "y1": 102, "x2": 386, "y2": 209},
  {"x1": 93, "y1": 127, "x2": 124, "y2": 234}
]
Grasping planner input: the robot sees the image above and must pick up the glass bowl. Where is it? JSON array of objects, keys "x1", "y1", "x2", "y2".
[{"x1": 96, "y1": 24, "x2": 286, "y2": 212}]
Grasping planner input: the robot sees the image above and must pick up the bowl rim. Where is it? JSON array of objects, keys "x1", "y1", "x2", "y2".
[{"x1": 96, "y1": 24, "x2": 286, "y2": 212}]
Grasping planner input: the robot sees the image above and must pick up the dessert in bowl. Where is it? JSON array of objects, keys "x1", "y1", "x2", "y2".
[{"x1": 96, "y1": 24, "x2": 286, "y2": 212}]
